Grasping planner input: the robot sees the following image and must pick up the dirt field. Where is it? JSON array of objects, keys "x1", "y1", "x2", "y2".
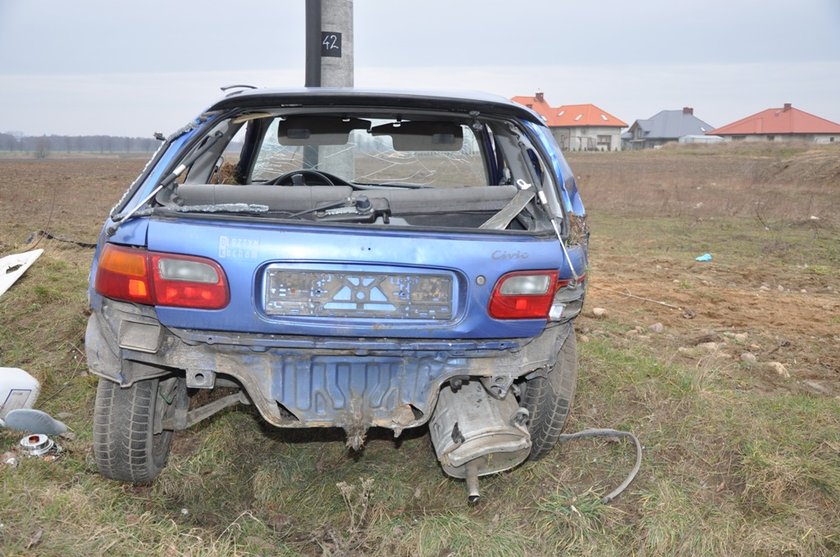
[
  {"x1": 1, "y1": 144, "x2": 838, "y2": 555},
  {"x1": 567, "y1": 145, "x2": 840, "y2": 397}
]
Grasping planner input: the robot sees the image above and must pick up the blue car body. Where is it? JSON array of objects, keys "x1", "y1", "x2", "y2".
[{"x1": 87, "y1": 89, "x2": 588, "y2": 486}]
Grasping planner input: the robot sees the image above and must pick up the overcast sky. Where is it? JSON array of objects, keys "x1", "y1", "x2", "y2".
[{"x1": 1, "y1": 0, "x2": 839, "y2": 136}]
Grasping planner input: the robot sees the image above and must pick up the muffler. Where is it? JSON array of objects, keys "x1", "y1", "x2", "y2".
[{"x1": 429, "y1": 380, "x2": 531, "y2": 503}]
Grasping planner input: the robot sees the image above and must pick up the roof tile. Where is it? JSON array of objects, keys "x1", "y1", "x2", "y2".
[
  {"x1": 551, "y1": 104, "x2": 627, "y2": 128},
  {"x1": 511, "y1": 95, "x2": 626, "y2": 128},
  {"x1": 711, "y1": 104, "x2": 840, "y2": 135},
  {"x1": 629, "y1": 109, "x2": 714, "y2": 140}
]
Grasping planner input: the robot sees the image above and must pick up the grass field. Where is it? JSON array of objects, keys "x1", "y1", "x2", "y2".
[{"x1": 1, "y1": 143, "x2": 839, "y2": 556}]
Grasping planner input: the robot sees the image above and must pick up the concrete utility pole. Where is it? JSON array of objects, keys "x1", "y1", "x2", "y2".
[
  {"x1": 304, "y1": 0, "x2": 354, "y2": 177},
  {"x1": 305, "y1": 0, "x2": 322, "y2": 88},
  {"x1": 319, "y1": 0, "x2": 354, "y2": 88}
]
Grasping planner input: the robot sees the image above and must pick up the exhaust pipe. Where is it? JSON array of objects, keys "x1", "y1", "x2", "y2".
[
  {"x1": 465, "y1": 460, "x2": 480, "y2": 505},
  {"x1": 429, "y1": 380, "x2": 531, "y2": 502}
]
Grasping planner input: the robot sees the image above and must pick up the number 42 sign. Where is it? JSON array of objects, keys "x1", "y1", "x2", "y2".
[{"x1": 321, "y1": 32, "x2": 342, "y2": 57}]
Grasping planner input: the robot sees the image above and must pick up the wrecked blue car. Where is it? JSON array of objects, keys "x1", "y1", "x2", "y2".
[{"x1": 85, "y1": 89, "x2": 588, "y2": 499}]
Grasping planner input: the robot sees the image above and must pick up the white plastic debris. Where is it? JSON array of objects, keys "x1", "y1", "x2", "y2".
[
  {"x1": 4, "y1": 409, "x2": 68, "y2": 435},
  {"x1": 0, "y1": 367, "x2": 41, "y2": 421},
  {"x1": 0, "y1": 368, "x2": 67, "y2": 435},
  {"x1": 0, "y1": 249, "x2": 43, "y2": 297}
]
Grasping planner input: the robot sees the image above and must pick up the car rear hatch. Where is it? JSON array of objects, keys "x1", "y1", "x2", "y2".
[{"x1": 144, "y1": 216, "x2": 578, "y2": 340}]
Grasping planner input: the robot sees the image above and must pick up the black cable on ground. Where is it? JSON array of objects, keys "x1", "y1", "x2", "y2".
[
  {"x1": 31, "y1": 230, "x2": 96, "y2": 249},
  {"x1": 558, "y1": 428, "x2": 642, "y2": 503}
]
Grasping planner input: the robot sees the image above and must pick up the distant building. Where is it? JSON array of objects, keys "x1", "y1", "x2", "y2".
[
  {"x1": 709, "y1": 104, "x2": 840, "y2": 143},
  {"x1": 679, "y1": 135, "x2": 724, "y2": 145},
  {"x1": 512, "y1": 92, "x2": 626, "y2": 151},
  {"x1": 511, "y1": 91, "x2": 555, "y2": 122},
  {"x1": 622, "y1": 107, "x2": 714, "y2": 150},
  {"x1": 550, "y1": 104, "x2": 627, "y2": 152}
]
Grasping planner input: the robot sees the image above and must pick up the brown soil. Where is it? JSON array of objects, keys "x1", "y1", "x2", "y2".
[
  {"x1": 0, "y1": 157, "x2": 143, "y2": 252},
  {"x1": 582, "y1": 251, "x2": 840, "y2": 395},
  {"x1": 567, "y1": 143, "x2": 840, "y2": 396}
]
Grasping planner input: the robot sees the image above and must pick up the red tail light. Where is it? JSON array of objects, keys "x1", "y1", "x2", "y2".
[
  {"x1": 488, "y1": 270, "x2": 558, "y2": 319},
  {"x1": 95, "y1": 244, "x2": 154, "y2": 305},
  {"x1": 95, "y1": 244, "x2": 229, "y2": 309}
]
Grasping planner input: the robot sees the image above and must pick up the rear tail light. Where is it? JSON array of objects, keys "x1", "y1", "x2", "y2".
[
  {"x1": 95, "y1": 245, "x2": 154, "y2": 305},
  {"x1": 95, "y1": 244, "x2": 229, "y2": 309},
  {"x1": 489, "y1": 271, "x2": 558, "y2": 319}
]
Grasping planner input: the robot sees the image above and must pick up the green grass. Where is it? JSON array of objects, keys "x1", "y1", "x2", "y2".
[{"x1": 2, "y1": 241, "x2": 839, "y2": 556}]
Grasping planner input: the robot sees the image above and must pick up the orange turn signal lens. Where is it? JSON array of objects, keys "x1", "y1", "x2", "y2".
[{"x1": 95, "y1": 244, "x2": 228, "y2": 309}]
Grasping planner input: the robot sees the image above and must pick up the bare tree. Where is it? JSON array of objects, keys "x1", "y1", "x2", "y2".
[{"x1": 35, "y1": 135, "x2": 50, "y2": 159}]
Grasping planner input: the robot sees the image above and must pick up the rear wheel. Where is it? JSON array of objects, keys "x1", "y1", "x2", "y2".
[
  {"x1": 93, "y1": 377, "x2": 181, "y2": 483},
  {"x1": 522, "y1": 330, "x2": 578, "y2": 460}
]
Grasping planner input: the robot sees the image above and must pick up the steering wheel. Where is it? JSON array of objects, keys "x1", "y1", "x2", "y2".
[{"x1": 266, "y1": 169, "x2": 341, "y2": 186}]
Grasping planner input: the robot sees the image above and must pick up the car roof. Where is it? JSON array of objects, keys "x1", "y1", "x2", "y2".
[{"x1": 204, "y1": 87, "x2": 545, "y2": 125}]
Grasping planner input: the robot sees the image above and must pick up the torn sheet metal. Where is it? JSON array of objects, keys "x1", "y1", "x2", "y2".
[{"x1": 0, "y1": 249, "x2": 43, "y2": 297}]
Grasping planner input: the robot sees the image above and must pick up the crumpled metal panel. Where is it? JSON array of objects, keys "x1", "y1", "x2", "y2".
[{"x1": 270, "y1": 354, "x2": 466, "y2": 427}]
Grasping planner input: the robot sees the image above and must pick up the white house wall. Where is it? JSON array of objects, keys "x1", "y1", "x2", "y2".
[
  {"x1": 550, "y1": 126, "x2": 623, "y2": 152},
  {"x1": 721, "y1": 134, "x2": 838, "y2": 144}
]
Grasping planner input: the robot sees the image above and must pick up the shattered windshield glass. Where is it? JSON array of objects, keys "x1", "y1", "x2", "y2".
[{"x1": 251, "y1": 118, "x2": 487, "y2": 188}]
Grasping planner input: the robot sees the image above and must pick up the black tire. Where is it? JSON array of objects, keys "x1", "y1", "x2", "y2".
[
  {"x1": 93, "y1": 377, "x2": 174, "y2": 484},
  {"x1": 522, "y1": 329, "x2": 578, "y2": 460}
]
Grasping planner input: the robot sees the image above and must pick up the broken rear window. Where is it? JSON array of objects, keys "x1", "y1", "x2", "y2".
[{"x1": 249, "y1": 116, "x2": 488, "y2": 188}]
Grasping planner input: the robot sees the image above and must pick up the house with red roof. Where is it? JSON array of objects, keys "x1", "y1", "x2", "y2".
[
  {"x1": 512, "y1": 92, "x2": 627, "y2": 151},
  {"x1": 710, "y1": 104, "x2": 840, "y2": 143},
  {"x1": 511, "y1": 91, "x2": 555, "y2": 123}
]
